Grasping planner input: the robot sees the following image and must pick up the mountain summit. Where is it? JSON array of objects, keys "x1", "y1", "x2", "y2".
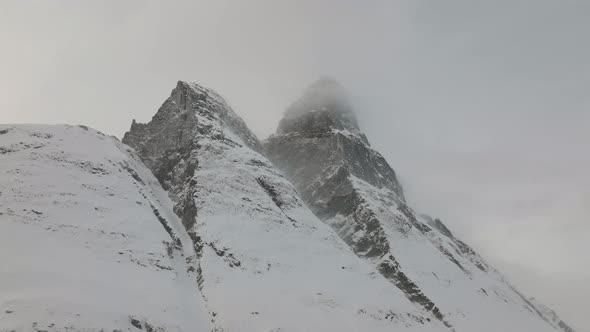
[
  {"x1": 267, "y1": 78, "x2": 405, "y2": 204},
  {"x1": 264, "y1": 79, "x2": 575, "y2": 332},
  {"x1": 279, "y1": 77, "x2": 361, "y2": 135}
]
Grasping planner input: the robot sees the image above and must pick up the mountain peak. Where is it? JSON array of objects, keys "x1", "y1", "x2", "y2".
[
  {"x1": 264, "y1": 82, "x2": 576, "y2": 332},
  {"x1": 121, "y1": 81, "x2": 449, "y2": 332},
  {"x1": 175, "y1": 80, "x2": 228, "y2": 107},
  {"x1": 123, "y1": 80, "x2": 261, "y2": 172},
  {"x1": 267, "y1": 78, "x2": 404, "y2": 200}
]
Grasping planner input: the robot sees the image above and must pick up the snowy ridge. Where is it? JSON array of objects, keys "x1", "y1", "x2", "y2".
[
  {"x1": 123, "y1": 81, "x2": 448, "y2": 332},
  {"x1": 0, "y1": 125, "x2": 209, "y2": 332}
]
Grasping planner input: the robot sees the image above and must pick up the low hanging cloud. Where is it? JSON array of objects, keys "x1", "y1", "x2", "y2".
[{"x1": 1, "y1": 0, "x2": 589, "y2": 330}]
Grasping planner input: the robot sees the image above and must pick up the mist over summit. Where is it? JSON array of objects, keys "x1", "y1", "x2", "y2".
[{"x1": 280, "y1": 77, "x2": 360, "y2": 134}]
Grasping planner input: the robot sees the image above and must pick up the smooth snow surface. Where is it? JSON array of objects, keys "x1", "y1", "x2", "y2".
[{"x1": 0, "y1": 125, "x2": 209, "y2": 332}]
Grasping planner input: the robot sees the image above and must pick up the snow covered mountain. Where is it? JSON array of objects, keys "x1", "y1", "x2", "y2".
[
  {"x1": 1, "y1": 79, "x2": 575, "y2": 332},
  {"x1": 0, "y1": 124, "x2": 210, "y2": 332},
  {"x1": 263, "y1": 78, "x2": 576, "y2": 332},
  {"x1": 122, "y1": 81, "x2": 448, "y2": 332}
]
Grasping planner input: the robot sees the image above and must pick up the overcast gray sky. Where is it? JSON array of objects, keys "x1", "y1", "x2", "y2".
[{"x1": 1, "y1": 1, "x2": 589, "y2": 330}]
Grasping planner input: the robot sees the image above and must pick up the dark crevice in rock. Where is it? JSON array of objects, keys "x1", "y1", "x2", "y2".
[
  {"x1": 180, "y1": 189, "x2": 198, "y2": 230},
  {"x1": 120, "y1": 162, "x2": 145, "y2": 185},
  {"x1": 431, "y1": 218, "x2": 454, "y2": 238},
  {"x1": 397, "y1": 203, "x2": 432, "y2": 235},
  {"x1": 208, "y1": 242, "x2": 241, "y2": 268},
  {"x1": 130, "y1": 317, "x2": 143, "y2": 330},
  {"x1": 438, "y1": 246, "x2": 471, "y2": 277},
  {"x1": 377, "y1": 256, "x2": 452, "y2": 328},
  {"x1": 150, "y1": 204, "x2": 182, "y2": 249},
  {"x1": 454, "y1": 240, "x2": 489, "y2": 272},
  {"x1": 152, "y1": 143, "x2": 196, "y2": 191},
  {"x1": 256, "y1": 177, "x2": 301, "y2": 227},
  {"x1": 558, "y1": 320, "x2": 575, "y2": 332},
  {"x1": 256, "y1": 178, "x2": 284, "y2": 209},
  {"x1": 144, "y1": 322, "x2": 165, "y2": 332},
  {"x1": 186, "y1": 227, "x2": 206, "y2": 293}
]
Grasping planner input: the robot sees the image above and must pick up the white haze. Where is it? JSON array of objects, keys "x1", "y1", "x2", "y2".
[{"x1": 0, "y1": 1, "x2": 588, "y2": 330}]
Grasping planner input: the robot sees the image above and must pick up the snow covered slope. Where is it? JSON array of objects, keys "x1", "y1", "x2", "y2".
[
  {"x1": 264, "y1": 78, "x2": 575, "y2": 332},
  {"x1": 123, "y1": 81, "x2": 448, "y2": 332},
  {"x1": 0, "y1": 125, "x2": 210, "y2": 332}
]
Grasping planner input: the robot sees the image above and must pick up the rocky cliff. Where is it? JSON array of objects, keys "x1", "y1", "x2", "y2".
[
  {"x1": 264, "y1": 78, "x2": 574, "y2": 332},
  {"x1": 123, "y1": 81, "x2": 448, "y2": 332}
]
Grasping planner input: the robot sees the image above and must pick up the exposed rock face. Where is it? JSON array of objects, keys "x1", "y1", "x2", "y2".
[
  {"x1": 264, "y1": 79, "x2": 574, "y2": 332},
  {"x1": 271, "y1": 78, "x2": 404, "y2": 204},
  {"x1": 0, "y1": 125, "x2": 210, "y2": 332},
  {"x1": 123, "y1": 81, "x2": 260, "y2": 229},
  {"x1": 265, "y1": 79, "x2": 448, "y2": 323},
  {"x1": 123, "y1": 81, "x2": 447, "y2": 332}
]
